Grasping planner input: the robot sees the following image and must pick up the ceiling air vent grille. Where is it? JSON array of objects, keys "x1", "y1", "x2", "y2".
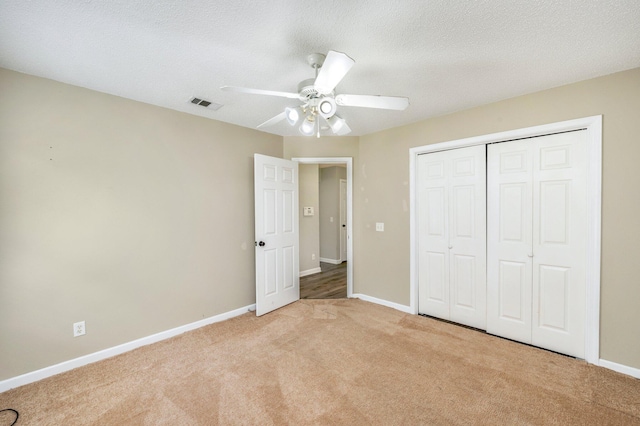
[{"x1": 189, "y1": 97, "x2": 223, "y2": 111}]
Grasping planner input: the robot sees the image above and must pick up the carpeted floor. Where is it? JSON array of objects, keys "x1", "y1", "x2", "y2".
[{"x1": 1, "y1": 299, "x2": 639, "y2": 425}]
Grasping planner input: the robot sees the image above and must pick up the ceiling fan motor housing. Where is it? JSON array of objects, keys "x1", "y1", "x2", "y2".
[
  {"x1": 297, "y1": 78, "x2": 318, "y2": 100},
  {"x1": 297, "y1": 77, "x2": 337, "y2": 118}
]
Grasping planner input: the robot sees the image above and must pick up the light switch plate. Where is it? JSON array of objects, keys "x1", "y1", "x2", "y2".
[{"x1": 376, "y1": 222, "x2": 384, "y2": 232}]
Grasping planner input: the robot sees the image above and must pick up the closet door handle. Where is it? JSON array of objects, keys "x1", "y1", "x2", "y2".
[
  {"x1": 448, "y1": 246, "x2": 453, "y2": 250},
  {"x1": 527, "y1": 253, "x2": 534, "y2": 258}
]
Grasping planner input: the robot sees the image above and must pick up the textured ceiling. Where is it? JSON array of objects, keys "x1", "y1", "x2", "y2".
[{"x1": 1, "y1": 1, "x2": 639, "y2": 137}]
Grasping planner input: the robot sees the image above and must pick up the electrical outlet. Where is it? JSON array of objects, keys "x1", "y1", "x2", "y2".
[
  {"x1": 73, "y1": 321, "x2": 86, "y2": 337},
  {"x1": 376, "y1": 222, "x2": 385, "y2": 232}
]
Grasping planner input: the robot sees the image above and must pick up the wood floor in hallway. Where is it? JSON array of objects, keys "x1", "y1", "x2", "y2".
[{"x1": 300, "y1": 262, "x2": 347, "y2": 299}]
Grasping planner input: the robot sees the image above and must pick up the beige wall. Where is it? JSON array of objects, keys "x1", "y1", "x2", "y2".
[
  {"x1": 358, "y1": 67, "x2": 640, "y2": 369},
  {"x1": 0, "y1": 68, "x2": 282, "y2": 380},
  {"x1": 298, "y1": 164, "x2": 320, "y2": 273}
]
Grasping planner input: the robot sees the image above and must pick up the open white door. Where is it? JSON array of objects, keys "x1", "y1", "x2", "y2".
[{"x1": 254, "y1": 154, "x2": 299, "y2": 316}]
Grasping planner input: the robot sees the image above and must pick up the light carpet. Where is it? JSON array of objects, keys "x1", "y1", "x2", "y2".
[{"x1": 1, "y1": 299, "x2": 639, "y2": 425}]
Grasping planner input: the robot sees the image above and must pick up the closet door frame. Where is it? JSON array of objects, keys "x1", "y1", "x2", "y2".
[{"x1": 409, "y1": 115, "x2": 602, "y2": 365}]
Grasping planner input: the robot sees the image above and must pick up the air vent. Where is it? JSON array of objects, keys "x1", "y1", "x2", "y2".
[{"x1": 189, "y1": 97, "x2": 223, "y2": 111}]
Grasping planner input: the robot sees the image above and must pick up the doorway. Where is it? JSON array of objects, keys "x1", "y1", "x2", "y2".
[{"x1": 293, "y1": 157, "x2": 353, "y2": 299}]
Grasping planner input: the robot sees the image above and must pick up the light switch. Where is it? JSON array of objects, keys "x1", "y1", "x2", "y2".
[{"x1": 376, "y1": 222, "x2": 384, "y2": 232}]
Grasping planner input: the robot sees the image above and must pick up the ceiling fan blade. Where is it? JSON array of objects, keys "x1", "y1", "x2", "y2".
[
  {"x1": 257, "y1": 111, "x2": 286, "y2": 128},
  {"x1": 335, "y1": 94, "x2": 409, "y2": 111},
  {"x1": 220, "y1": 86, "x2": 299, "y2": 99},
  {"x1": 314, "y1": 51, "x2": 355, "y2": 95}
]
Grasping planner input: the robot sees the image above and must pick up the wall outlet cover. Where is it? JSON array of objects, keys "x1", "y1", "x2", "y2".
[{"x1": 73, "y1": 321, "x2": 86, "y2": 337}]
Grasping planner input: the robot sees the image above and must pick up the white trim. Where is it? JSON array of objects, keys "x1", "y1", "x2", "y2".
[
  {"x1": 352, "y1": 293, "x2": 413, "y2": 314},
  {"x1": 300, "y1": 267, "x2": 322, "y2": 277},
  {"x1": 409, "y1": 115, "x2": 602, "y2": 364},
  {"x1": 584, "y1": 117, "x2": 603, "y2": 365},
  {"x1": 319, "y1": 257, "x2": 342, "y2": 265},
  {"x1": 339, "y1": 178, "x2": 348, "y2": 262},
  {"x1": 0, "y1": 303, "x2": 255, "y2": 393},
  {"x1": 599, "y1": 359, "x2": 640, "y2": 379},
  {"x1": 293, "y1": 157, "x2": 353, "y2": 298}
]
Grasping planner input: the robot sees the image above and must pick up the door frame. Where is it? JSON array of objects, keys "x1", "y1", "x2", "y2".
[
  {"x1": 293, "y1": 157, "x2": 353, "y2": 297},
  {"x1": 339, "y1": 178, "x2": 347, "y2": 262},
  {"x1": 409, "y1": 115, "x2": 602, "y2": 365}
]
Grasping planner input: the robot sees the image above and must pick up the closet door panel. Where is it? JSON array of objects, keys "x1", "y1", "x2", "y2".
[
  {"x1": 418, "y1": 145, "x2": 486, "y2": 328},
  {"x1": 538, "y1": 265, "x2": 570, "y2": 330},
  {"x1": 423, "y1": 251, "x2": 447, "y2": 304},
  {"x1": 498, "y1": 260, "x2": 528, "y2": 321},
  {"x1": 487, "y1": 140, "x2": 533, "y2": 343},
  {"x1": 449, "y1": 145, "x2": 486, "y2": 329},
  {"x1": 418, "y1": 153, "x2": 450, "y2": 320},
  {"x1": 532, "y1": 132, "x2": 587, "y2": 358}
]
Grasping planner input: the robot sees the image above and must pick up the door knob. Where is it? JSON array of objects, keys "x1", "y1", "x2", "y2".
[{"x1": 258, "y1": 241, "x2": 266, "y2": 247}]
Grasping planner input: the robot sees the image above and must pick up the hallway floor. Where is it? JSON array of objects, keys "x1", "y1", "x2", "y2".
[{"x1": 300, "y1": 262, "x2": 347, "y2": 299}]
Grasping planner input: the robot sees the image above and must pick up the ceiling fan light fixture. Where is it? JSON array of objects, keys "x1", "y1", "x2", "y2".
[
  {"x1": 317, "y1": 97, "x2": 336, "y2": 119},
  {"x1": 327, "y1": 115, "x2": 346, "y2": 134},
  {"x1": 285, "y1": 107, "x2": 300, "y2": 125},
  {"x1": 299, "y1": 117, "x2": 315, "y2": 136}
]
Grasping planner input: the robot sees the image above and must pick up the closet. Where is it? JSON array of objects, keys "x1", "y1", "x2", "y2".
[{"x1": 418, "y1": 129, "x2": 588, "y2": 358}]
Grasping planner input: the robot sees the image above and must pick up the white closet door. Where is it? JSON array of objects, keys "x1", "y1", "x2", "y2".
[
  {"x1": 487, "y1": 140, "x2": 534, "y2": 342},
  {"x1": 418, "y1": 152, "x2": 450, "y2": 320},
  {"x1": 418, "y1": 145, "x2": 486, "y2": 329},
  {"x1": 531, "y1": 132, "x2": 587, "y2": 357},
  {"x1": 449, "y1": 148, "x2": 486, "y2": 328},
  {"x1": 487, "y1": 131, "x2": 587, "y2": 358}
]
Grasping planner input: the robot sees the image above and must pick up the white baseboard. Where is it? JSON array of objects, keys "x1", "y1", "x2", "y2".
[
  {"x1": 351, "y1": 293, "x2": 413, "y2": 314},
  {"x1": 319, "y1": 257, "x2": 342, "y2": 265},
  {"x1": 599, "y1": 358, "x2": 640, "y2": 379},
  {"x1": 0, "y1": 303, "x2": 256, "y2": 393},
  {"x1": 299, "y1": 267, "x2": 322, "y2": 277}
]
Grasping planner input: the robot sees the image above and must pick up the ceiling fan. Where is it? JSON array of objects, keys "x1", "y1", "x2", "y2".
[{"x1": 221, "y1": 50, "x2": 410, "y2": 137}]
